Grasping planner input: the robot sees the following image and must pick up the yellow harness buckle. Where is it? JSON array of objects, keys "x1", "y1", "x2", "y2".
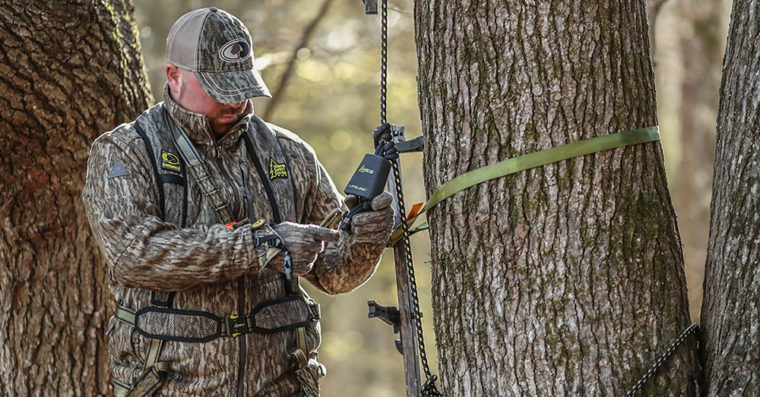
[{"x1": 225, "y1": 314, "x2": 248, "y2": 337}]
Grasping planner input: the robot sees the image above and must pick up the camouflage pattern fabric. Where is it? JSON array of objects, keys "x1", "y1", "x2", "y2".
[
  {"x1": 273, "y1": 222, "x2": 340, "y2": 275},
  {"x1": 82, "y1": 87, "x2": 389, "y2": 395}
]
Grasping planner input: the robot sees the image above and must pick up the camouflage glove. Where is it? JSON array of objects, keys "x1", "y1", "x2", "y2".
[
  {"x1": 345, "y1": 192, "x2": 394, "y2": 245},
  {"x1": 273, "y1": 222, "x2": 341, "y2": 275}
]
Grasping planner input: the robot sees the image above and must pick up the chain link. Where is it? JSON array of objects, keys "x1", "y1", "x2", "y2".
[{"x1": 379, "y1": 0, "x2": 440, "y2": 395}]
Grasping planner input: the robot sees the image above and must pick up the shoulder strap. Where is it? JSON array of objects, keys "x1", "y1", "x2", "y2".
[
  {"x1": 130, "y1": 108, "x2": 183, "y2": 396},
  {"x1": 134, "y1": 109, "x2": 188, "y2": 228},
  {"x1": 245, "y1": 117, "x2": 302, "y2": 223},
  {"x1": 163, "y1": 106, "x2": 234, "y2": 226},
  {"x1": 244, "y1": 119, "x2": 304, "y2": 296},
  {"x1": 242, "y1": 132, "x2": 283, "y2": 224},
  {"x1": 273, "y1": 135, "x2": 300, "y2": 221}
]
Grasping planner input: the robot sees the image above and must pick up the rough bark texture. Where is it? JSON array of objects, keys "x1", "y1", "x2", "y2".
[
  {"x1": 0, "y1": 1, "x2": 151, "y2": 395},
  {"x1": 415, "y1": 1, "x2": 697, "y2": 395},
  {"x1": 701, "y1": 1, "x2": 760, "y2": 394}
]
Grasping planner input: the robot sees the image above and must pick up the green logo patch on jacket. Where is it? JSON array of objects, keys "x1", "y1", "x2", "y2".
[
  {"x1": 269, "y1": 158, "x2": 287, "y2": 179},
  {"x1": 161, "y1": 151, "x2": 181, "y2": 172}
]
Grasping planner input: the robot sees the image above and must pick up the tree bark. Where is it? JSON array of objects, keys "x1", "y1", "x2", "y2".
[
  {"x1": 415, "y1": 1, "x2": 698, "y2": 395},
  {"x1": 701, "y1": 1, "x2": 760, "y2": 394},
  {"x1": 0, "y1": 1, "x2": 151, "y2": 395}
]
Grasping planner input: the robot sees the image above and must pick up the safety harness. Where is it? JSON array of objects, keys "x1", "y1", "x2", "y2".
[{"x1": 113, "y1": 104, "x2": 319, "y2": 396}]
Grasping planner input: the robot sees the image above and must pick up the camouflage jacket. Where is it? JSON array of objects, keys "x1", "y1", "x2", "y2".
[{"x1": 82, "y1": 91, "x2": 384, "y2": 396}]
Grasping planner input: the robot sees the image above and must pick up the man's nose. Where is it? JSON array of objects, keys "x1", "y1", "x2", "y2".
[{"x1": 223, "y1": 100, "x2": 245, "y2": 110}]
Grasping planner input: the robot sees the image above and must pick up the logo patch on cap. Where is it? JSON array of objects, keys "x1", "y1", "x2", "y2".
[{"x1": 219, "y1": 40, "x2": 251, "y2": 62}]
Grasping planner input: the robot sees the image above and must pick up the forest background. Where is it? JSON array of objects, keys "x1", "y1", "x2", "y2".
[{"x1": 106, "y1": 0, "x2": 728, "y2": 395}]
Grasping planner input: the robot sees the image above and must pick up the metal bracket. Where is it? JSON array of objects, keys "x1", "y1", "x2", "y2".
[
  {"x1": 362, "y1": 0, "x2": 378, "y2": 14},
  {"x1": 368, "y1": 300, "x2": 403, "y2": 354},
  {"x1": 368, "y1": 300, "x2": 400, "y2": 329},
  {"x1": 386, "y1": 125, "x2": 424, "y2": 153},
  {"x1": 389, "y1": 124, "x2": 405, "y2": 143},
  {"x1": 396, "y1": 136, "x2": 424, "y2": 153}
]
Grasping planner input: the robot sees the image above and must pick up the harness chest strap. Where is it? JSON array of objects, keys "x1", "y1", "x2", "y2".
[
  {"x1": 165, "y1": 107, "x2": 234, "y2": 225},
  {"x1": 114, "y1": 297, "x2": 319, "y2": 394}
]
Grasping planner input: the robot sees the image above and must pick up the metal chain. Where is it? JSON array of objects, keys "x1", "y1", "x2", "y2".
[
  {"x1": 379, "y1": 0, "x2": 440, "y2": 395},
  {"x1": 624, "y1": 323, "x2": 699, "y2": 396}
]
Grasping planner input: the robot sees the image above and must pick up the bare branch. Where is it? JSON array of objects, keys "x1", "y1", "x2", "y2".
[{"x1": 262, "y1": 0, "x2": 335, "y2": 121}]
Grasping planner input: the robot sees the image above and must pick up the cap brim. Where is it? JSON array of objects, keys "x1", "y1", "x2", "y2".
[{"x1": 195, "y1": 68, "x2": 271, "y2": 103}]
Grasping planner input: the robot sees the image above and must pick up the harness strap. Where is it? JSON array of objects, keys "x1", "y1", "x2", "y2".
[
  {"x1": 114, "y1": 296, "x2": 320, "y2": 342},
  {"x1": 291, "y1": 326, "x2": 319, "y2": 397},
  {"x1": 134, "y1": 113, "x2": 188, "y2": 228},
  {"x1": 116, "y1": 302, "x2": 171, "y2": 396},
  {"x1": 114, "y1": 379, "x2": 130, "y2": 397},
  {"x1": 242, "y1": 132, "x2": 282, "y2": 224},
  {"x1": 242, "y1": 130, "x2": 300, "y2": 295},
  {"x1": 291, "y1": 330, "x2": 308, "y2": 369},
  {"x1": 164, "y1": 106, "x2": 234, "y2": 225}
]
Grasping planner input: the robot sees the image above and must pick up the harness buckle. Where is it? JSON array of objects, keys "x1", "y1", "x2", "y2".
[{"x1": 225, "y1": 314, "x2": 249, "y2": 337}]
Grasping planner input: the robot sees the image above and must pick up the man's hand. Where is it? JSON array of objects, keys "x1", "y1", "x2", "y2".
[
  {"x1": 346, "y1": 192, "x2": 395, "y2": 245},
  {"x1": 273, "y1": 223, "x2": 341, "y2": 275}
]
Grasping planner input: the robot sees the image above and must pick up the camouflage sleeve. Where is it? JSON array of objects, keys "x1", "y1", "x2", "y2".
[
  {"x1": 297, "y1": 145, "x2": 384, "y2": 295},
  {"x1": 82, "y1": 126, "x2": 273, "y2": 292}
]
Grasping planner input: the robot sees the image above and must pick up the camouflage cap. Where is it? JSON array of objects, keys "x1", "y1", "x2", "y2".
[{"x1": 166, "y1": 8, "x2": 271, "y2": 103}]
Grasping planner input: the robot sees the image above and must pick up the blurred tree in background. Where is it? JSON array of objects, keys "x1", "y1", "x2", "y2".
[{"x1": 650, "y1": 0, "x2": 730, "y2": 322}]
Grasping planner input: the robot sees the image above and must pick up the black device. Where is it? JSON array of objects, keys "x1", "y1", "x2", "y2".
[
  {"x1": 344, "y1": 154, "x2": 391, "y2": 198},
  {"x1": 339, "y1": 153, "x2": 391, "y2": 231}
]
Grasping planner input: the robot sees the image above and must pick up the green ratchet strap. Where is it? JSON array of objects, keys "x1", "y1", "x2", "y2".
[{"x1": 389, "y1": 126, "x2": 660, "y2": 246}]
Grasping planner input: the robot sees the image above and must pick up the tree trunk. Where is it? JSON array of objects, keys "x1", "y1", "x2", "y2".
[
  {"x1": 701, "y1": 1, "x2": 760, "y2": 394},
  {"x1": 415, "y1": 1, "x2": 698, "y2": 395},
  {"x1": 0, "y1": 1, "x2": 151, "y2": 395}
]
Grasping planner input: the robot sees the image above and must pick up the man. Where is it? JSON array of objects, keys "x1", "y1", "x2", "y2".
[{"x1": 82, "y1": 7, "x2": 394, "y2": 396}]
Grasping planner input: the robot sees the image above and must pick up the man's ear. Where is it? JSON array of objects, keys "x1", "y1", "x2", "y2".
[{"x1": 166, "y1": 64, "x2": 181, "y2": 97}]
